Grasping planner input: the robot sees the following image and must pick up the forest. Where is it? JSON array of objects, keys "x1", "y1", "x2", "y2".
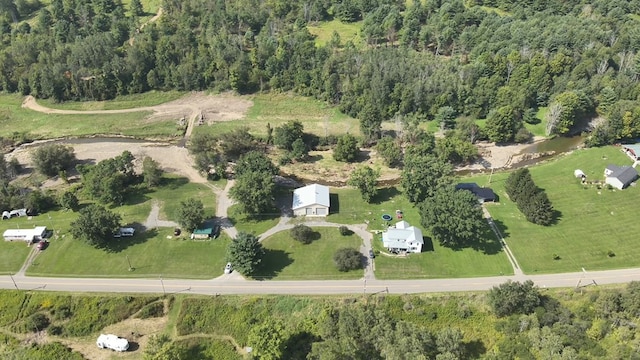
[{"x1": 0, "y1": 0, "x2": 640, "y2": 147}]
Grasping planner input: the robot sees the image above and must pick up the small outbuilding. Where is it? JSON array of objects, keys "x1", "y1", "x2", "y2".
[
  {"x1": 3, "y1": 226, "x2": 47, "y2": 243},
  {"x1": 604, "y1": 165, "x2": 638, "y2": 190},
  {"x1": 191, "y1": 228, "x2": 213, "y2": 240},
  {"x1": 292, "y1": 183, "x2": 330, "y2": 216}
]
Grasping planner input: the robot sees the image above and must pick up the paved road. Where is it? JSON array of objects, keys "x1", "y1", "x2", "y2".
[{"x1": 1, "y1": 268, "x2": 639, "y2": 295}]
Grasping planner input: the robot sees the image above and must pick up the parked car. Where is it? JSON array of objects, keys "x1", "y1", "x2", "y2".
[
  {"x1": 224, "y1": 262, "x2": 232, "y2": 274},
  {"x1": 369, "y1": 250, "x2": 375, "y2": 259},
  {"x1": 37, "y1": 240, "x2": 48, "y2": 250}
]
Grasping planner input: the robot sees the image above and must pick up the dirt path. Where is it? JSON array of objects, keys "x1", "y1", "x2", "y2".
[{"x1": 129, "y1": 7, "x2": 164, "y2": 46}]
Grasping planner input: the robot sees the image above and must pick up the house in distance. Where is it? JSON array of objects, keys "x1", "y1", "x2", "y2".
[
  {"x1": 455, "y1": 183, "x2": 497, "y2": 203},
  {"x1": 604, "y1": 165, "x2": 638, "y2": 190},
  {"x1": 292, "y1": 183, "x2": 330, "y2": 216}
]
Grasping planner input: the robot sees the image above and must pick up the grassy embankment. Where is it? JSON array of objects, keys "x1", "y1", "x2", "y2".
[
  {"x1": 0, "y1": 94, "x2": 179, "y2": 139},
  {"x1": 462, "y1": 146, "x2": 640, "y2": 274}
]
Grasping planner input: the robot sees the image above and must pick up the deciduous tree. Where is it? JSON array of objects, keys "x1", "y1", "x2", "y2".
[
  {"x1": 419, "y1": 186, "x2": 485, "y2": 248},
  {"x1": 347, "y1": 165, "x2": 379, "y2": 203},
  {"x1": 142, "y1": 156, "x2": 163, "y2": 187},
  {"x1": 333, "y1": 133, "x2": 359, "y2": 163},
  {"x1": 70, "y1": 204, "x2": 122, "y2": 249},
  {"x1": 226, "y1": 232, "x2": 264, "y2": 276},
  {"x1": 376, "y1": 136, "x2": 402, "y2": 167},
  {"x1": 488, "y1": 280, "x2": 542, "y2": 317},
  {"x1": 176, "y1": 198, "x2": 205, "y2": 232},
  {"x1": 333, "y1": 247, "x2": 362, "y2": 272},
  {"x1": 31, "y1": 144, "x2": 76, "y2": 177},
  {"x1": 229, "y1": 170, "x2": 275, "y2": 216},
  {"x1": 401, "y1": 154, "x2": 452, "y2": 204}
]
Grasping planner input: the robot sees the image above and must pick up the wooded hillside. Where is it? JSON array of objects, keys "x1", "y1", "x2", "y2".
[{"x1": 1, "y1": 0, "x2": 639, "y2": 144}]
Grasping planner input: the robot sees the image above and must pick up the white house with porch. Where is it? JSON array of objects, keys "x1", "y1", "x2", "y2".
[
  {"x1": 292, "y1": 184, "x2": 330, "y2": 216},
  {"x1": 382, "y1": 221, "x2": 424, "y2": 254}
]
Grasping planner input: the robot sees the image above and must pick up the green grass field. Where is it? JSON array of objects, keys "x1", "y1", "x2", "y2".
[
  {"x1": 524, "y1": 107, "x2": 549, "y2": 137},
  {"x1": 462, "y1": 146, "x2": 640, "y2": 274},
  {"x1": 227, "y1": 205, "x2": 280, "y2": 236},
  {"x1": 0, "y1": 94, "x2": 180, "y2": 139},
  {"x1": 21, "y1": 176, "x2": 219, "y2": 278},
  {"x1": 38, "y1": 91, "x2": 184, "y2": 111},
  {"x1": 193, "y1": 93, "x2": 359, "y2": 137},
  {"x1": 328, "y1": 187, "x2": 421, "y2": 229},
  {"x1": 327, "y1": 187, "x2": 513, "y2": 278},
  {"x1": 257, "y1": 227, "x2": 363, "y2": 280},
  {"x1": 307, "y1": 20, "x2": 364, "y2": 48},
  {"x1": 27, "y1": 229, "x2": 230, "y2": 278},
  {"x1": 0, "y1": 239, "x2": 32, "y2": 274}
]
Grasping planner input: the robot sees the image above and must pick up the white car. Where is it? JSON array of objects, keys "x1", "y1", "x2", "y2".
[
  {"x1": 224, "y1": 262, "x2": 233, "y2": 274},
  {"x1": 96, "y1": 334, "x2": 129, "y2": 352}
]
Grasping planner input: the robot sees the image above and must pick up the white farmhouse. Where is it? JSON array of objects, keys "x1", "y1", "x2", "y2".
[{"x1": 382, "y1": 221, "x2": 424, "y2": 254}]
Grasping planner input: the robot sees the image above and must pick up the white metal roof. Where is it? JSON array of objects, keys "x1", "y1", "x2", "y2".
[{"x1": 292, "y1": 184, "x2": 330, "y2": 210}]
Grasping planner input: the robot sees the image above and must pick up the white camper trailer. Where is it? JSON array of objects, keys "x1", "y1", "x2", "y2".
[{"x1": 96, "y1": 334, "x2": 129, "y2": 352}]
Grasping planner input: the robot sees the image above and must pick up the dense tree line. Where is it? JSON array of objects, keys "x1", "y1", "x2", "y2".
[
  {"x1": 0, "y1": 0, "x2": 639, "y2": 146},
  {"x1": 505, "y1": 168, "x2": 555, "y2": 225}
]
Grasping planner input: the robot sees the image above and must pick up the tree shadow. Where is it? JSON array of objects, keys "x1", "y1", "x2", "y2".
[
  {"x1": 465, "y1": 339, "x2": 487, "y2": 359},
  {"x1": 159, "y1": 176, "x2": 189, "y2": 189},
  {"x1": 282, "y1": 331, "x2": 321, "y2": 360},
  {"x1": 253, "y1": 249, "x2": 293, "y2": 280},
  {"x1": 357, "y1": 149, "x2": 371, "y2": 162},
  {"x1": 547, "y1": 209, "x2": 563, "y2": 226},
  {"x1": 121, "y1": 188, "x2": 152, "y2": 206},
  {"x1": 371, "y1": 187, "x2": 401, "y2": 204},
  {"x1": 305, "y1": 154, "x2": 323, "y2": 163},
  {"x1": 329, "y1": 194, "x2": 339, "y2": 214},
  {"x1": 104, "y1": 227, "x2": 157, "y2": 253},
  {"x1": 469, "y1": 222, "x2": 504, "y2": 255}
]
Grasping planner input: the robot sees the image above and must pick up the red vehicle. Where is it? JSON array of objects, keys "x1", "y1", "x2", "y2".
[{"x1": 37, "y1": 240, "x2": 48, "y2": 250}]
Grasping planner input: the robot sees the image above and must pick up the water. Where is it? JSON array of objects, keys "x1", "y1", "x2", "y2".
[{"x1": 518, "y1": 135, "x2": 585, "y2": 155}]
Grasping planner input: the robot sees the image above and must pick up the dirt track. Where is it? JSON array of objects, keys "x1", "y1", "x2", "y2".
[{"x1": 18, "y1": 93, "x2": 252, "y2": 183}]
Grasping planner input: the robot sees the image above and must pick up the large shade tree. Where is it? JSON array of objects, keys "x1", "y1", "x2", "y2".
[
  {"x1": 419, "y1": 186, "x2": 485, "y2": 248},
  {"x1": 70, "y1": 204, "x2": 122, "y2": 249},
  {"x1": 226, "y1": 232, "x2": 264, "y2": 276},
  {"x1": 401, "y1": 154, "x2": 452, "y2": 204}
]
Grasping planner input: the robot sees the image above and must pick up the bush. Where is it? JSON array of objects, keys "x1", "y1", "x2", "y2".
[
  {"x1": 339, "y1": 226, "x2": 351, "y2": 236},
  {"x1": 290, "y1": 224, "x2": 314, "y2": 244},
  {"x1": 553, "y1": 253, "x2": 561, "y2": 260},
  {"x1": 31, "y1": 144, "x2": 76, "y2": 177},
  {"x1": 333, "y1": 248, "x2": 362, "y2": 272},
  {"x1": 487, "y1": 280, "x2": 542, "y2": 317},
  {"x1": 607, "y1": 250, "x2": 615, "y2": 257},
  {"x1": 136, "y1": 302, "x2": 165, "y2": 319},
  {"x1": 13, "y1": 313, "x2": 50, "y2": 333}
]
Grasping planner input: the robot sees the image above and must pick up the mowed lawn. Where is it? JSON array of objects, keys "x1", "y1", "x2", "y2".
[
  {"x1": 463, "y1": 146, "x2": 640, "y2": 274},
  {"x1": 0, "y1": 94, "x2": 179, "y2": 139},
  {"x1": 329, "y1": 187, "x2": 513, "y2": 278},
  {"x1": 257, "y1": 227, "x2": 363, "y2": 280},
  {"x1": 38, "y1": 90, "x2": 184, "y2": 111},
  {"x1": 0, "y1": 238, "x2": 32, "y2": 273},
  {"x1": 227, "y1": 205, "x2": 280, "y2": 236},
  {"x1": 372, "y1": 223, "x2": 513, "y2": 279},
  {"x1": 24, "y1": 176, "x2": 218, "y2": 277},
  {"x1": 27, "y1": 229, "x2": 230, "y2": 278}
]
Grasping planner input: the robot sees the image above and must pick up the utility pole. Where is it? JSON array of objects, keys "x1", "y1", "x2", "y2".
[
  {"x1": 126, "y1": 255, "x2": 133, "y2": 272},
  {"x1": 9, "y1": 273, "x2": 18, "y2": 290},
  {"x1": 160, "y1": 274, "x2": 166, "y2": 297}
]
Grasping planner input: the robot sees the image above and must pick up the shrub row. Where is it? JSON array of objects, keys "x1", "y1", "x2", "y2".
[{"x1": 505, "y1": 168, "x2": 555, "y2": 225}]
